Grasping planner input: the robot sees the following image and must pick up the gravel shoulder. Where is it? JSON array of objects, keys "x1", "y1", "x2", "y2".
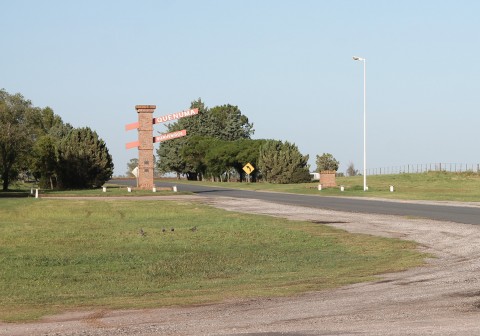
[{"x1": 2, "y1": 195, "x2": 480, "y2": 336}]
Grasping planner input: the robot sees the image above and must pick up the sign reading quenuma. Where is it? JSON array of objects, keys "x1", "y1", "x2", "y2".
[{"x1": 153, "y1": 108, "x2": 198, "y2": 124}]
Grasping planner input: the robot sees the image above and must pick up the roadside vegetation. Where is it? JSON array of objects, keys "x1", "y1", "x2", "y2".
[
  {"x1": 0, "y1": 89, "x2": 113, "y2": 191},
  {"x1": 0, "y1": 198, "x2": 426, "y2": 322},
  {"x1": 5, "y1": 171, "x2": 480, "y2": 202},
  {"x1": 165, "y1": 171, "x2": 480, "y2": 202}
]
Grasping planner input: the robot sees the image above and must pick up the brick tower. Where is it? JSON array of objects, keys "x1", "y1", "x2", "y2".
[{"x1": 135, "y1": 105, "x2": 156, "y2": 189}]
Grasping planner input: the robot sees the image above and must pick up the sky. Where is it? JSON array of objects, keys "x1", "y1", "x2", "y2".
[{"x1": 2, "y1": 0, "x2": 480, "y2": 176}]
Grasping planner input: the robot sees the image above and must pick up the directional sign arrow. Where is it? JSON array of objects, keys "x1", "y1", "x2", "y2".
[
  {"x1": 125, "y1": 108, "x2": 199, "y2": 131},
  {"x1": 153, "y1": 130, "x2": 187, "y2": 143},
  {"x1": 153, "y1": 108, "x2": 199, "y2": 124}
]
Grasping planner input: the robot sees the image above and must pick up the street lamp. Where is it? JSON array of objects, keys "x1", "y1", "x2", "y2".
[{"x1": 353, "y1": 56, "x2": 367, "y2": 191}]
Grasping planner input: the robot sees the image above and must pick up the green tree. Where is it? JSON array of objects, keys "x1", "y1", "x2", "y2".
[
  {"x1": 316, "y1": 153, "x2": 339, "y2": 172},
  {"x1": 208, "y1": 104, "x2": 254, "y2": 140},
  {"x1": 30, "y1": 109, "x2": 72, "y2": 189},
  {"x1": 156, "y1": 98, "x2": 254, "y2": 180},
  {"x1": 0, "y1": 89, "x2": 36, "y2": 190},
  {"x1": 56, "y1": 127, "x2": 114, "y2": 189},
  {"x1": 231, "y1": 139, "x2": 265, "y2": 182},
  {"x1": 156, "y1": 99, "x2": 208, "y2": 179},
  {"x1": 258, "y1": 140, "x2": 310, "y2": 184},
  {"x1": 31, "y1": 135, "x2": 58, "y2": 189}
]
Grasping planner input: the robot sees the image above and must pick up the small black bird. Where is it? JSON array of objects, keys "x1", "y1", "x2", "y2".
[
  {"x1": 171, "y1": 227, "x2": 175, "y2": 232},
  {"x1": 162, "y1": 228, "x2": 166, "y2": 233}
]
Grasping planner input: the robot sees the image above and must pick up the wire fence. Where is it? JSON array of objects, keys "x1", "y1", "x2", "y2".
[{"x1": 366, "y1": 163, "x2": 480, "y2": 176}]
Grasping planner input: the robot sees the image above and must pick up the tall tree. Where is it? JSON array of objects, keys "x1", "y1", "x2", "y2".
[
  {"x1": 208, "y1": 104, "x2": 254, "y2": 140},
  {"x1": 0, "y1": 89, "x2": 35, "y2": 190},
  {"x1": 258, "y1": 140, "x2": 310, "y2": 184},
  {"x1": 31, "y1": 135, "x2": 58, "y2": 189},
  {"x1": 30, "y1": 110, "x2": 72, "y2": 189},
  {"x1": 156, "y1": 99, "x2": 208, "y2": 178},
  {"x1": 316, "y1": 153, "x2": 339, "y2": 172},
  {"x1": 233, "y1": 139, "x2": 265, "y2": 182},
  {"x1": 156, "y1": 98, "x2": 254, "y2": 179},
  {"x1": 181, "y1": 136, "x2": 215, "y2": 180},
  {"x1": 56, "y1": 127, "x2": 114, "y2": 189}
]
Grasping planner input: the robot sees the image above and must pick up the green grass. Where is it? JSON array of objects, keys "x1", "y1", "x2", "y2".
[
  {"x1": 0, "y1": 198, "x2": 426, "y2": 322},
  {"x1": 170, "y1": 171, "x2": 480, "y2": 202},
  {"x1": 6, "y1": 171, "x2": 480, "y2": 201},
  {"x1": 1, "y1": 183, "x2": 190, "y2": 197}
]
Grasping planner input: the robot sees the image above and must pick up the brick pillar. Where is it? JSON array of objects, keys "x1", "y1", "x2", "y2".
[
  {"x1": 320, "y1": 170, "x2": 337, "y2": 188},
  {"x1": 135, "y1": 105, "x2": 156, "y2": 190}
]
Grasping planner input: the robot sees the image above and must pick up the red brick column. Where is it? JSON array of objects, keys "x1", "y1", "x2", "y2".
[
  {"x1": 320, "y1": 170, "x2": 337, "y2": 188},
  {"x1": 135, "y1": 105, "x2": 156, "y2": 190}
]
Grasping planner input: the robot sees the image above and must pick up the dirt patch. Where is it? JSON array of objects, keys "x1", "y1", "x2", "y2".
[{"x1": 1, "y1": 195, "x2": 480, "y2": 336}]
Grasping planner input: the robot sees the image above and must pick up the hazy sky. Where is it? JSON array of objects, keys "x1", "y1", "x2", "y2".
[{"x1": 2, "y1": 1, "x2": 479, "y2": 175}]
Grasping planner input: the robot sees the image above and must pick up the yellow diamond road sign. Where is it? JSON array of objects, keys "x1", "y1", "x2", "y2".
[{"x1": 243, "y1": 163, "x2": 255, "y2": 175}]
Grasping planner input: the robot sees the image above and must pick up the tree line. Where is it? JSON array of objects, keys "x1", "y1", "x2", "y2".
[
  {"x1": 0, "y1": 89, "x2": 113, "y2": 191},
  {"x1": 151, "y1": 98, "x2": 338, "y2": 183},
  {"x1": 1, "y1": 88, "x2": 339, "y2": 190}
]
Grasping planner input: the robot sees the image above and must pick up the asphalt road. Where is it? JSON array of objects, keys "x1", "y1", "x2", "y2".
[{"x1": 112, "y1": 180, "x2": 480, "y2": 225}]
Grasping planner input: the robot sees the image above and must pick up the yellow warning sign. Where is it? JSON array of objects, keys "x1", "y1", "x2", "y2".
[{"x1": 243, "y1": 163, "x2": 255, "y2": 175}]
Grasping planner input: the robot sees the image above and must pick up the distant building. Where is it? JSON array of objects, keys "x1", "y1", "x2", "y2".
[{"x1": 310, "y1": 172, "x2": 320, "y2": 181}]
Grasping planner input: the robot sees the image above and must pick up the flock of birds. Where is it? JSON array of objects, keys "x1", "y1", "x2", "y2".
[{"x1": 139, "y1": 226, "x2": 197, "y2": 237}]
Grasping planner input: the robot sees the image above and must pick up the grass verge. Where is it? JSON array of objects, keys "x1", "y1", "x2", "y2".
[
  {"x1": 167, "y1": 171, "x2": 480, "y2": 202},
  {"x1": 0, "y1": 198, "x2": 427, "y2": 322}
]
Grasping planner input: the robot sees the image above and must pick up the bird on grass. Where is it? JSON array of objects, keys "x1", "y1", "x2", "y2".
[
  {"x1": 162, "y1": 228, "x2": 166, "y2": 233},
  {"x1": 171, "y1": 227, "x2": 175, "y2": 232},
  {"x1": 139, "y1": 228, "x2": 146, "y2": 237},
  {"x1": 189, "y1": 226, "x2": 197, "y2": 232}
]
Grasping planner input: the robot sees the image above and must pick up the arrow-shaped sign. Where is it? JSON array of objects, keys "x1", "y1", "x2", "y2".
[
  {"x1": 126, "y1": 130, "x2": 187, "y2": 149},
  {"x1": 153, "y1": 108, "x2": 198, "y2": 125},
  {"x1": 243, "y1": 163, "x2": 255, "y2": 174},
  {"x1": 153, "y1": 130, "x2": 187, "y2": 143},
  {"x1": 125, "y1": 108, "x2": 199, "y2": 131}
]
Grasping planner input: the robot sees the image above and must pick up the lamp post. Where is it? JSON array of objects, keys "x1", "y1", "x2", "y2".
[{"x1": 353, "y1": 56, "x2": 367, "y2": 191}]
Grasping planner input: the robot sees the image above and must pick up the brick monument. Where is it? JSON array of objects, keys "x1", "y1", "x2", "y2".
[
  {"x1": 136, "y1": 105, "x2": 156, "y2": 189},
  {"x1": 125, "y1": 105, "x2": 198, "y2": 190},
  {"x1": 319, "y1": 170, "x2": 337, "y2": 188}
]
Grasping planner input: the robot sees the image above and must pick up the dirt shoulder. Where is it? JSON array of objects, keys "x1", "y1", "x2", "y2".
[{"x1": 2, "y1": 195, "x2": 480, "y2": 336}]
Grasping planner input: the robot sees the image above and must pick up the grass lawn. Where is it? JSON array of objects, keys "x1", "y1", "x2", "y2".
[{"x1": 0, "y1": 198, "x2": 426, "y2": 322}]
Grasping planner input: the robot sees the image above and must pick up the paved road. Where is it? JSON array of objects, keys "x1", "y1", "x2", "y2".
[{"x1": 112, "y1": 180, "x2": 480, "y2": 225}]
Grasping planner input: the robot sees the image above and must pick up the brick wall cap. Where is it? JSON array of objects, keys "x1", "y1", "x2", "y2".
[
  {"x1": 135, "y1": 105, "x2": 156, "y2": 110},
  {"x1": 320, "y1": 170, "x2": 337, "y2": 174}
]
